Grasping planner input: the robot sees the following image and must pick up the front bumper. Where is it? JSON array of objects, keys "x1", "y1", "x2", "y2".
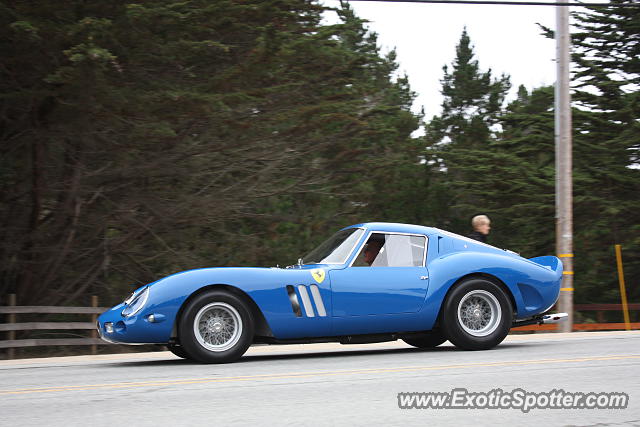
[{"x1": 97, "y1": 304, "x2": 173, "y2": 344}]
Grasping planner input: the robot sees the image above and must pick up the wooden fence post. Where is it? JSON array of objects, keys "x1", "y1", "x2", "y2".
[
  {"x1": 91, "y1": 296, "x2": 98, "y2": 355},
  {"x1": 7, "y1": 294, "x2": 16, "y2": 359}
]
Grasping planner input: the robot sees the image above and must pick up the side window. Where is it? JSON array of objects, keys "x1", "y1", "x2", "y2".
[
  {"x1": 352, "y1": 233, "x2": 426, "y2": 267},
  {"x1": 409, "y1": 235, "x2": 427, "y2": 266}
]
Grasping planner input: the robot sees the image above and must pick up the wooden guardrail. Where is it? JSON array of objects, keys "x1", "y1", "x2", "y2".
[{"x1": 1, "y1": 294, "x2": 111, "y2": 359}]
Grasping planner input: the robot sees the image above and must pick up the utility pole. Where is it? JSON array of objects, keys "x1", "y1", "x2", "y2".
[{"x1": 555, "y1": 0, "x2": 573, "y2": 332}]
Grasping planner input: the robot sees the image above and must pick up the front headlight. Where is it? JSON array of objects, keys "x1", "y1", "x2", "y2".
[{"x1": 121, "y1": 286, "x2": 149, "y2": 317}]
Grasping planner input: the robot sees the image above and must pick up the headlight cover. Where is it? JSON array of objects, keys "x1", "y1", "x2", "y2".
[{"x1": 121, "y1": 287, "x2": 149, "y2": 317}]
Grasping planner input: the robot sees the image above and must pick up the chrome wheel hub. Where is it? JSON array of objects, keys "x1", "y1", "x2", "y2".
[
  {"x1": 457, "y1": 290, "x2": 501, "y2": 337},
  {"x1": 194, "y1": 302, "x2": 242, "y2": 352}
]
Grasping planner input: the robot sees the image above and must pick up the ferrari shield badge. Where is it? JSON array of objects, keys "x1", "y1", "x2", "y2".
[{"x1": 310, "y1": 268, "x2": 326, "y2": 284}]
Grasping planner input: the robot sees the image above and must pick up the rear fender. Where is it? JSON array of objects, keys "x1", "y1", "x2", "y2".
[{"x1": 421, "y1": 252, "x2": 563, "y2": 328}]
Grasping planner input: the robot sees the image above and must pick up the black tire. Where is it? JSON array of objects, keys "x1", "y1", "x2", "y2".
[
  {"x1": 402, "y1": 331, "x2": 447, "y2": 348},
  {"x1": 441, "y1": 277, "x2": 512, "y2": 350},
  {"x1": 178, "y1": 290, "x2": 254, "y2": 363},
  {"x1": 167, "y1": 343, "x2": 190, "y2": 359}
]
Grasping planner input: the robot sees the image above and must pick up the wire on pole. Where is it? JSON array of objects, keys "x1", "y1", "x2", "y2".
[{"x1": 346, "y1": 0, "x2": 640, "y2": 7}]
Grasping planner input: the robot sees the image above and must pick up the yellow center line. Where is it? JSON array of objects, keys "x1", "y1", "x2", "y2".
[{"x1": 2, "y1": 354, "x2": 639, "y2": 396}]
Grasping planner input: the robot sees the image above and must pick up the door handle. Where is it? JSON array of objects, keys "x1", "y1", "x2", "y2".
[{"x1": 420, "y1": 276, "x2": 429, "y2": 280}]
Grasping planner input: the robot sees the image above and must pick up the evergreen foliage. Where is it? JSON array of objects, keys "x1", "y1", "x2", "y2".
[
  {"x1": 570, "y1": 0, "x2": 640, "y2": 303},
  {"x1": 422, "y1": 18, "x2": 639, "y2": 307},
  {"x1": 0, "y1": 1, "x2": 637, "y2": 313},
  {"x1": 423, "y1": 29, "x2": 511, "y2": 232},
  {"x1": 0, "y1": 1, "x2": 420, "y2": 305}
]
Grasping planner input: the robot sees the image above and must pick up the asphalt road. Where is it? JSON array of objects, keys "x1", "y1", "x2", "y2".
[{"x1": 1, "y1": 331, "x2": 639, "y2": 427}]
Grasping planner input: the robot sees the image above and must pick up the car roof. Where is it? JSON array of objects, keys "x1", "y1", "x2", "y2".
[
  {"x1": 342, "y1": 222, "x2": 441, "y2": 236},
  {"x1": 344, "y1": 222, "x2": 519, "y2": 256}
]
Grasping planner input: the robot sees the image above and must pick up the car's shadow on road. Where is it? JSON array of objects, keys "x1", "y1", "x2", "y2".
[{"x1": 104, "y1": 342, "x2": 533, "y2": 367}]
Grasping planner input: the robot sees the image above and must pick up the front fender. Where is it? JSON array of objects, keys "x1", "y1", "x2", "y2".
[{"x1": 97, "y1": 266, "x2": 335, "y2": 343}]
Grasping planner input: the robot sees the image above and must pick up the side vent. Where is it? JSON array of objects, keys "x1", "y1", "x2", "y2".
[
  {"x1": 517, "y1": 282, "x2": 543, "y2": 312},
  {"x1": 297, "y1": 285, "x2": 315, "y2": 317},
  {"x1": 286, "y1": 285, "x2": 302, "y2": 317},
  {"x1": 309, "y1": 285, "x2": 327, "y2": 317},
  {"x1": 286, "y1": 284, "x2": 328, "y2": 318}
]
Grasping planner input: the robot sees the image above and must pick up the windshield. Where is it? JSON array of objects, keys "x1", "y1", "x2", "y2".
[{"x1": 303, "y1": 228, "x2": 364, "y2": 265}]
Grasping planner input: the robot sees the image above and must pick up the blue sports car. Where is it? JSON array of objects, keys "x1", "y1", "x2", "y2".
[{"x1": 97, "y1": 222, "x2": 567, "y2": 363}]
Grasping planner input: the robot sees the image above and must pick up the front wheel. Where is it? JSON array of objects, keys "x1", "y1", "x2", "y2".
[
  {"x1": 167, "y1": 343, "x2": 190, "y2": 359},
  {"x1": 441, "y1": 278, "x2": 512, "y2": 350},
  {"x1": 178, "y1": 290, "x2": 254, "y2": 363}
]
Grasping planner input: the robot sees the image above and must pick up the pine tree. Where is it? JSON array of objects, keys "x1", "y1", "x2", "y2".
[
  {"x1": 422, "y1": 29, "x2": 511, "y2": 233},
  {"x1": 569, "y1": 0, "x2": 640, "y2": 304},
  {"x1": 426, "y1": 28, "x2": 510, "y2": 150},
  {"x1": 483, "y1": 85, "x2": 557, "y2": 256}
]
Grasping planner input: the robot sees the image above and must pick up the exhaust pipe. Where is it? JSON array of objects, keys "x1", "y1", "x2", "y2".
[
  {"x1": 513, "y1": 312, "x2": 568, "y2": 328},
  {"x1": 541, "y1": 313, "x2": 568, "y2": 324}
]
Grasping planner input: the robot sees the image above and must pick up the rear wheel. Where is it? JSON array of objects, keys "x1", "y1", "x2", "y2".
[
  {"x1": 178, "y1": 290, "x2": 254, "y2": 363},
  {"x1": 441, "y1": 278, "x2": 512, "y2": 350},
  {"x1": 402, "y1": 331, "x2": 447, "y2": 348}
]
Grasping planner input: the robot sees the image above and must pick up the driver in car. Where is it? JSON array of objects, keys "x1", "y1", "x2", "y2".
[{"x1": 363, "y1": 238, "x2": 384, "y2": 266}]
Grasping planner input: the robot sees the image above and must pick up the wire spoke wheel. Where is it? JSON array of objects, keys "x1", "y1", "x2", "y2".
[
  {"x1": 194, "y1": 302, "x2": 243, "y2": 352},
  {"x1": 457, "y1": 289, "x2": 502, "y2": 337}
]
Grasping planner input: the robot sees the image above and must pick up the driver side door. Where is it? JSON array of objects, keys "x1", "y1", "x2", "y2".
[{"x1": 330, "y1": 232, "x2": 429, "y2": 335}]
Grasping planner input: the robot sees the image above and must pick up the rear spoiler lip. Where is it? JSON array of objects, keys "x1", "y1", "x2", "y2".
[{"x1": 528, "y1": 255, "x2": 564, "y2": 276}]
